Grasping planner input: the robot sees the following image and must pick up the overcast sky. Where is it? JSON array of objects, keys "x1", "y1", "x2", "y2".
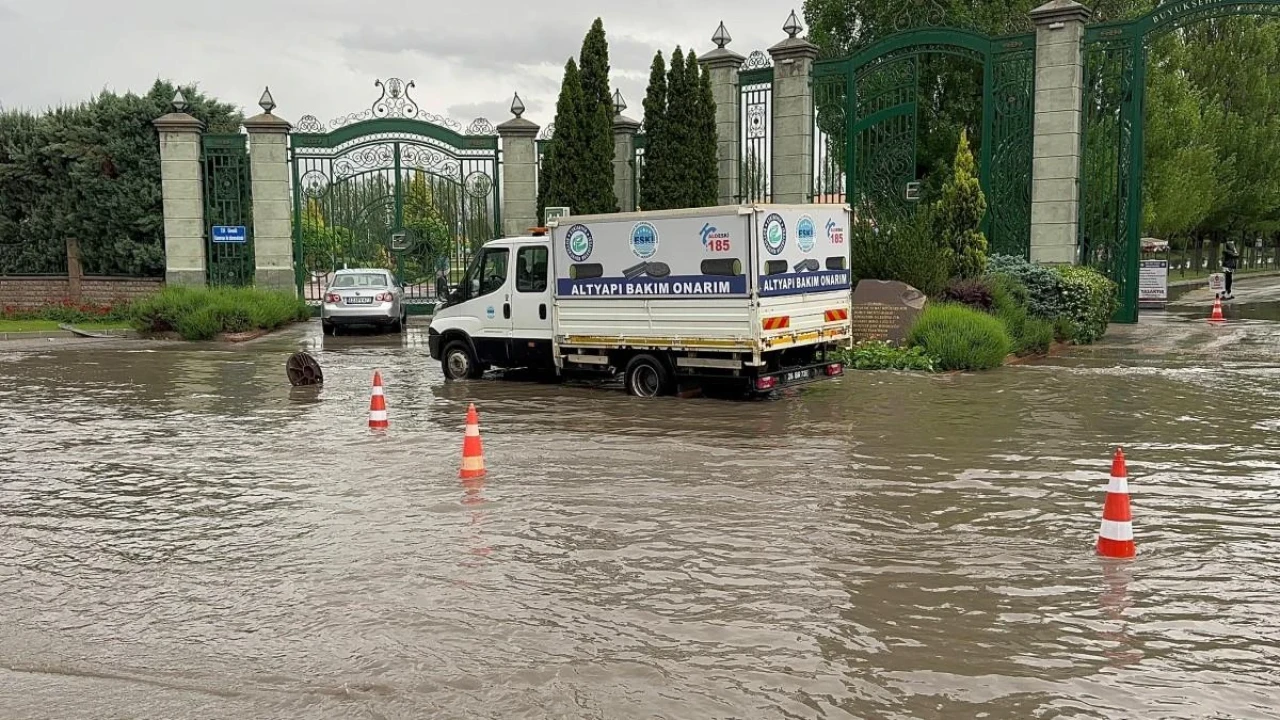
[{"x1": 0, "y1": 0, "x2": 800, "y2": 130}]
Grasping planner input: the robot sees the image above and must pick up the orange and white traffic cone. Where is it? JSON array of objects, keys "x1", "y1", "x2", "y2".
[
  {"x1": 459, "y1": 403, "x2": 486, "y2": 479},
  {"x1": 368, "y1": 370, "x2": 388, "y2": 430},
  {"x1": 1097, "y1": 447, "x2": 1135, "y2": 558},
  {"x1": 1209, "y1": 296, "x2": 1225, "y2": 323}
]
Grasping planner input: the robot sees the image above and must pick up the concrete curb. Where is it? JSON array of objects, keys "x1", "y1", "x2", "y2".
[{"x1": 0, "y1": 328, "x2": 136, "y2": 342}]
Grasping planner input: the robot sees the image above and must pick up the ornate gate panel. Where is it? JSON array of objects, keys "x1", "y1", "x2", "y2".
[
  {"x1": 290, "y1": 79, "x2": 501, "y2": 309},
  {"x1": 201, "y1": 134, "x2": 255, "y2": 286},
  {"x1": 810, "y1": 29, "x2": 1036, "y2": 257}
]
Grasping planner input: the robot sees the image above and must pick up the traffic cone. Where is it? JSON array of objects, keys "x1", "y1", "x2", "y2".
[
  {"x1": 1208, "y1": 296, "x2": 1225, "y2": 323},
  {"x1": 368, "y1": 370, "x2": 388, "y2": 430},
  {"x1": 460, "y1": 403, "x2": 486, "y2": 479},
  {"x1": 1097, "y1": 447, "x2": 1135, "y2": 558}
]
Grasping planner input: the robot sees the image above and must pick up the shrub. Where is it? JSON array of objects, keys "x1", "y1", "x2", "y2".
[
  {"x1": 835, "y1": 340, "x2": 939, "y2": 372},
  {"x1": 130, "y1": 286, "x2": 310, "y2": 341},
  {"x1": 907, "y1": 302, "x2": 1013, "y2": 371},
  {"x1": 988, "y1": 274, "x2": 1053, "y2": 356},
  {"x1": 1056, "y1": 265, "x2": 1118, "y2": 344},
  {"x1": 941, "y1": 276, "x2": 994, "y2": 311},
  {"x1": 851, "y1": 207, "x2": 952, "y2": 297},
  {"x1": 987, "y1": 254, "x2": 1069, "y2": 320},
  {"x1": 932, "y1": 130, "x2": 989, "y2": 279}
]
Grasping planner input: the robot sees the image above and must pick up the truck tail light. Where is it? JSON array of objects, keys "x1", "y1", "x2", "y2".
[
  {"x1": 826, "y1": 363, "x2": 844, "y2": 376},
  {"x1": 755, "y1": 375, "x2": 777, "y2": 391},
  {"x1": 325, "y1": 292, "x2": 341, "y2": 304}
]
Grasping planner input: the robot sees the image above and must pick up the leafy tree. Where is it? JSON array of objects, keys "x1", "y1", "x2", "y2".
[
  {"x1": 576, "y1": 18, "x2": 619, "y2": 214},
  {"x1": 932, "y1": 130, "x2": 988, "y2": 278},
  {"x1": 0, "y1": 80, "x2": 240, "y2": 277},
  {"x1": 401, "y1": 170, "x2": 452, "y2": 282}
]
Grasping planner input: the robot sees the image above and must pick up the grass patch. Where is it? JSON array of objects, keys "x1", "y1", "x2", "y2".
[
  {"x1": 130, "y1": 286, "x2": 310, "y2": 341},
  {"x1": 835, "y1": 340, "x2": 939, "y2": 372},
  {"x1": 0, "y1": 319, "x2": 132, "y2": 333},
  {"x1": 906, "y1": 302, "x2": 1013, "y2": 371}
]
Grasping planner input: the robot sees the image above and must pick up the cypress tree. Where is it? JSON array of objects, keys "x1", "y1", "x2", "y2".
[
  {"x1": 577, "y1": 18, "x2": 618, "y2": 214},
  {"x1": 666, "y1": 46, "x2": 691, "y2": 206},
  {"x1": 689, "y1": 51, "x2": 719, "y2": 207},
  {"x1": 542, "y1": 59, "x2": 587, "y2": 218},
  {"x1": 640, "y1": 51, "x2": 669, "y2": 211}
]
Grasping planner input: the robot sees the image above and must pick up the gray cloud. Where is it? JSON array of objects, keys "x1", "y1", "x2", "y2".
[
  {"x1": 338, "y1": 24, "x2": 662, "y2": 77},
  {"x1": 0, "y1": 0, "x2": 796, "y2": 129}
]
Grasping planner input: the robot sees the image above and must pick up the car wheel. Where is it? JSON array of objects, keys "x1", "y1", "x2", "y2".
[
  {"x1": 624, "y1": 354, "x2": 672, "y2": 398},
  {"x1": 442, "y1": 341, "x2": 483, "y2": 380}
]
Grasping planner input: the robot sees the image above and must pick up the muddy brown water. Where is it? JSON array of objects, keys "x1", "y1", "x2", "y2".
[{"x1": 2, "y1": 323, "x2": 1279, "y2": 719}]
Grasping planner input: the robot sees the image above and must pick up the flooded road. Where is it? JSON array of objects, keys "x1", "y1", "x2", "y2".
[{"x1": 2, "y1": 319, "x2": 1279, "y2": 719}]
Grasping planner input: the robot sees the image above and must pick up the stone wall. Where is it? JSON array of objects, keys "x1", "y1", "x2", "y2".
[{"x1": 0, "y1": 276, "x2": 163, "y2": 309}]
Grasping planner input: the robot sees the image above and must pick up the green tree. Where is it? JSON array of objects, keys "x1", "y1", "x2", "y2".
[
  {"x1": 577, "y1": 18, "x2": 619, "y2": 214},
  {"x1": 637, "y1": 47, "x2": 718, "y2": 209},
  {"x1": 932, "y1": 130, "x2": 988, "y2": 279},
  {"x1": 639, "y1": 51, "x2": 670, "y2": 210},
  {"x1": 690, "y1": 51, "x2": 719, "y2": 207},
  {"x1": 401, "y1": 170, "x2": 452, "y2": 282},
  {"x1": 539, "y1": 59, "x2": 588, "y2": 221},
  {"x1": 0, "y1": 80, "x2": 240, "y2": 277}
]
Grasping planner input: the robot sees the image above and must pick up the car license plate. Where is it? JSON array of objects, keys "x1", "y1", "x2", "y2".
[
  {"x1": 347, "y1": 297, "x2": 373, "y2": 304},
  {"x1": 784, "y1": 368, "x2": 815, "y2": 383}
]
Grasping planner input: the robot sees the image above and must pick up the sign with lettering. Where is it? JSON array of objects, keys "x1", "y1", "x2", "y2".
[
  {"x1": 211, "y1": 225, "x2": 247, "y2": 244},
  {"x1": 1138, "y1": 259, "x2": 1168, "y2": 303},
  {"x1": 850, "y1": 279, "x2": 927, "y2": 345}
]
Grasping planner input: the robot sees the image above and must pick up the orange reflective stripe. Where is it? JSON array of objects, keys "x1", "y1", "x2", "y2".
[
  {"x1": 762, "y1": 316, "x2": 790, "y2": 330},
  {"x1": 824, "y1": 308, "x2": 849, "y2": 322}
]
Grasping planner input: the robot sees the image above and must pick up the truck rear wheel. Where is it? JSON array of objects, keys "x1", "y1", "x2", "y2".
[{"x1": 624, "y1": 354, "x2": 672, "y2": 398}]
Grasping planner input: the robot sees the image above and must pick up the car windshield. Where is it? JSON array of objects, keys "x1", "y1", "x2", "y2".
[{"x1": 332, "y1": 273, "x2": 389, "y2": 288}]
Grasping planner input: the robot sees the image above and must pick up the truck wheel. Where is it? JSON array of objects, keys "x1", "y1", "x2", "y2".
[
  {"x1": 624, "y1": 354, "x2": 672, "y2": 398},
  {"x1": 442, "y1": 341, "x2": 483, "y2": 380}
]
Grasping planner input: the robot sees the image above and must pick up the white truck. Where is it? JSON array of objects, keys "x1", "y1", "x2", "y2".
[{"x1": 427, "y1": 204, "x2": 853, "y2": 398}]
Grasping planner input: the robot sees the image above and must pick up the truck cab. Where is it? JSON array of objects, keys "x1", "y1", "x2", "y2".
[{"x1": 428, "y1": 235, "x2": 554, "y2": 380}]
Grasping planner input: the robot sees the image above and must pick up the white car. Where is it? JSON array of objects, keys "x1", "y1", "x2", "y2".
[{"x1": 320, "y1": 268, "x2": 407, "y2": 335}]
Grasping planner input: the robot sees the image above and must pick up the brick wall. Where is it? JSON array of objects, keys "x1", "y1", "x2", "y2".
[{"x1": 0, "y1": 276, "x2": 163, "y2": 309}]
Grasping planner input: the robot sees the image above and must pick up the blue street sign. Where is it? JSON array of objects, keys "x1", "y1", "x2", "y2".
[{"x1": 212, "y1": 225, "x2": 247, "y2": 243}]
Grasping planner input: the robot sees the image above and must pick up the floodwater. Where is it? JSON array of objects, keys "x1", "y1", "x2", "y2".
[{"x1": 2, "y1": 321, "x2": 1279, "y2": 719}]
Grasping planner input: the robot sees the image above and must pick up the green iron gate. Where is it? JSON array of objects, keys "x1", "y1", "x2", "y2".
[
  {"x1": 290, "y1": 78, "x2": 501, "y2": 310},
  {"x1": 1080, "y1": 0, "x2": 1280, "y2": 322},
  {"x1": 201, "y1": 134, "x2": 255, "y2": 286},
  {"x1": 811, "y1": 28, "x2": 1036, "y2": 257}
]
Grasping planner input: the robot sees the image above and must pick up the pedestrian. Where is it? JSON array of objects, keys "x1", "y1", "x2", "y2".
[{"x1": 1222, "y1": 240, "x2": 1240, "y2": 300}]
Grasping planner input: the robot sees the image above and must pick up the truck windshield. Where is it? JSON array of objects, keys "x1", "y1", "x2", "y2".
[{"x1": 454, "y1": 248, "x2": 508, "y2": 301}]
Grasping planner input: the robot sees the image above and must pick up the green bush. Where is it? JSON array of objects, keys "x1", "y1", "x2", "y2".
[
  {"x1": 850, "y1": 207, "x2": 952, "y2": 297},
  {"x1": 130, "y1": 286, "x2": 310, "y2": 341},
  {"x1": 932, "y1": 130, "x2": 989, "y2": 279},
  {"x1": 835, "y1": 340, "x2": 939, "y2": 372},
  {"x1": 1056, "y1": 265, "x2": 1119, "y2": 344},
  {"x1": 986, "y1": 254, "x2": 1068, "y2": 320},
  {"x1": 907, "y1": 302, "x2": 1013, "y2": 371}
]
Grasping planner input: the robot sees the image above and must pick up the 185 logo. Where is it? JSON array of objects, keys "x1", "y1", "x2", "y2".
[
  {"x1": 700, "y1": 223, "x2": 732, "y2": 252},
  {"x1": 825, "y1": 219, "x2": 846, "y2": 245}
]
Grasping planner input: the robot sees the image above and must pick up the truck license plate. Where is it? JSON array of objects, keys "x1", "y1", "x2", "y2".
[
  {"x1": 784, "y1": 368, "x2": 815, "y2": 383},
  {"x1": 347, "y1": 297, "x2": 373, "y2": 304}
]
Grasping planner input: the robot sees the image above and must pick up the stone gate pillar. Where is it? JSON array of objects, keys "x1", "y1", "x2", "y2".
[
  {"x1": 700, "y1": 22, "x2": 745, "y2": 206},
  {"x1": 611, "y1": 90, "x2": 641, "y2": 212},
  {"x1": 243, "y1": 88, "x2": 296, "y2": 292},
  {"x1": 153, "y1": 91, "x2": 207, "y2": 286},
  {"x1": 497, "y1": 94, "x2": 540, "y2": 236},
  {"x1": 1029, "y1": 0, "x2": 1092, "y2": 264},
  {"x1": 768, "y1": 11, "x2": 819, "y2": 205}
]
